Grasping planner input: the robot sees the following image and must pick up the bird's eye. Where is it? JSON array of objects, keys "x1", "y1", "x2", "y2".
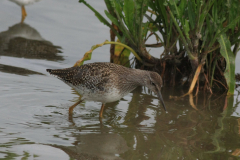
[{"x1": 151, "y1": 81, "x2": 156, "y2": 86}]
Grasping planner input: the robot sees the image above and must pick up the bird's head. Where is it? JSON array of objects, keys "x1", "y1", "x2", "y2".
[{"x1": 143, "y1": 71, "x2": 166, "y2": 111}]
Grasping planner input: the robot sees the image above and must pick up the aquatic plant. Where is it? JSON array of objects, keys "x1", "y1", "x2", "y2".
[{"x1": 78, "y1": 0, "x2": 240, "y2": 95}]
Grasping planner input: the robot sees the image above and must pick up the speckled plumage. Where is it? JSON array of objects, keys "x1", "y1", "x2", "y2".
[{"x1": 47, "y1": 62, "x2": 166, "y2": 115}]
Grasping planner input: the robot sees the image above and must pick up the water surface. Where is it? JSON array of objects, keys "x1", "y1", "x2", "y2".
[{"x1": 1, "y1": 0, "x2": 240, "y2": 159}]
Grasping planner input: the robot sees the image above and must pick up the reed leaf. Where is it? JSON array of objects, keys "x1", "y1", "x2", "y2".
[
  {"x1": 217, "y1": 33, "x2": 236, "y2": 94},
  {"x1": 123, "y1": 0, "x2": 134, "y2": 33}
]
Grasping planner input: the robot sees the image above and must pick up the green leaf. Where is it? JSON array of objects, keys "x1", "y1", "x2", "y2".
[
  {"x1": 206, "y1": 15, "x2": 213, "y2": 38},
  {"x1": 123, "y1": 0, "x2": 134, "y2": 32},
  {"x1": 109, "y1": 0, "x2": 136, "y2": 46},
  {"x1": 169, "y1": 0, "x2": 180, "y2": 18},
  {"x1": 104, "y1": 0, "x2": 115, "y2": 14},
  {"x1": 104, "y1": 10, "x2": 120, "y2": 28},
  {"x1": 79, "y1": 0, "x2": 121, "y2": 40},
  {"x1": 178, "y1": 0, "x2": 187, "y2": 19},
  {"x1": 217, "y1": 33, "x2": 236, "y2": 94},
  {"x1": 187, "y1": 0, "x2": 196, "y2": 30},
  {"x1": 110, "y1": 0, "x2": 124, "y2": 18},
  {"x1": 169, "y1": 0, "x2": 186, "y2": 25},
  {"x1": 198, "y1": 0, "x2": 215, "y2": 32},
  {"x1": 183, "y1": 19, "x2": 190, "y2": 41},
  {"x1": 156, "y1": 0, "x2": 169, "y2": 29},
  {"x1": 228, "y1": 0, "x2": 240, "y2": 32},
  {"x1": 218, "y1": 16, "x2": 240, "y2": 37},
  {"x1": 136, "y1": 0, "x2": 148, "y2": 23},
  {"x1": 142, "y1": 22, "x2": 149, "y2": 38},
  {"x1": 169, "y1": 9, "x2": 195, "y2": 60},
  {"x1": 200, "y1": 26, "x2": 209, "y2": 50},
  {"x1": 136, "y1": 0, "x2": 148, "y2": 45},
  {"x1": 79, "y1": 0, "x2": 110, "y2": 27}
]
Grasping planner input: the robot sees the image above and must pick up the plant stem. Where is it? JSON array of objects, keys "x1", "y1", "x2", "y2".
[
  {"x1": 168, "y1": 9, "x2": 195, "y2": 60},
  {"x1": 104, "y1": 41, "x2": 154, "y2": 66}
]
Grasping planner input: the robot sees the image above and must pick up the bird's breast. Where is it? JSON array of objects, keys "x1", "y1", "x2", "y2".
[{"x1": 72, "y1": 84, "x2": 124, "y2": 103}]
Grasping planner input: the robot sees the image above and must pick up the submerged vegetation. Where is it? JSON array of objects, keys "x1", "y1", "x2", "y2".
[{"x1": 78, "y1": 0, "x2": 240, "y2": 95}]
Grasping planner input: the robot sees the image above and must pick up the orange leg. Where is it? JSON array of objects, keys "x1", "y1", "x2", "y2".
[
  {"x1": 99, "y1": 103, "x2": 105, "y2": 118},
  {"x1": 69, "y1": 99, "x2": 83, "y2": 114},
  {"x1": 21, "y1": 6, "x2": 27, "y2": 23}
]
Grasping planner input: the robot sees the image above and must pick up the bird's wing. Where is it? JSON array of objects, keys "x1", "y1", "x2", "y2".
[{"x1": 72, "y1": 64, "x2": 112, "y2": 91}]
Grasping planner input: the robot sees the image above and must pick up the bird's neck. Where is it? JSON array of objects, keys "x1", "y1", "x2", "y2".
[{"x1": 127, "y1": 69, "x2": 148, "y2": 86}]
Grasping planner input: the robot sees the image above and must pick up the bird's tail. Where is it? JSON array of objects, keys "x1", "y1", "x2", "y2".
[{"x1": 46, "y1": 68, "x2": 75, "y2": 81}]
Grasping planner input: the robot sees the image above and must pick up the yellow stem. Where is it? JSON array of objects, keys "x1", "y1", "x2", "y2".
[
  {"x1": 104, "y1": 41, "x2": 141, "y2": 61},
  {"x1": 74, "y1": 40, "x2": 154, "y2": 67},
  {"x1": 188, "y1": 63, "x2": 203, "y2": 94}
]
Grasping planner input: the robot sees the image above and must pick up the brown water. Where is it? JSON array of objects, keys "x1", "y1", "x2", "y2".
[{"x1": 1, "y1": 0, "x2": 240, "y2": 159}]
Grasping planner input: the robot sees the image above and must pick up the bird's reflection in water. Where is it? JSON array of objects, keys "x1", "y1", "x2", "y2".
[
  {"x1": 55, "y1": 133, "x2": 129, "y2": 160},
  {"x1": 0, "y1": 22, "x2": 63, "y2": 61},
  {"x1": 39, "y1": 86, "x2": 240, "y2": 159},
  {"x1": 61, "y1": 87, "x2": 159, "y2": 159},
  {"x1": 0, "y1": 63, "x2": 44, "y2": 76}
]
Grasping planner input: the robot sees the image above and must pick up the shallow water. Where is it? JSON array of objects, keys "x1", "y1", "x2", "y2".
[{"x1": 1, "y1": 0, "x2": 240, "y2": 159}]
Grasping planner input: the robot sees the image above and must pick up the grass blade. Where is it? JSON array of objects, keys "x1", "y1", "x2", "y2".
[
  {"x1": 123, "y1": 0, "x2": 134, "y2": 33},
  {"x1": 217, "y1": 33, "x2": 236, "y2": 94}
]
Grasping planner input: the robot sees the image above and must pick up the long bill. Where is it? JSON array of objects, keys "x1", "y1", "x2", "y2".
[{"x1": 157, "y1": 91, "x2": 166, "y2": 111}]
